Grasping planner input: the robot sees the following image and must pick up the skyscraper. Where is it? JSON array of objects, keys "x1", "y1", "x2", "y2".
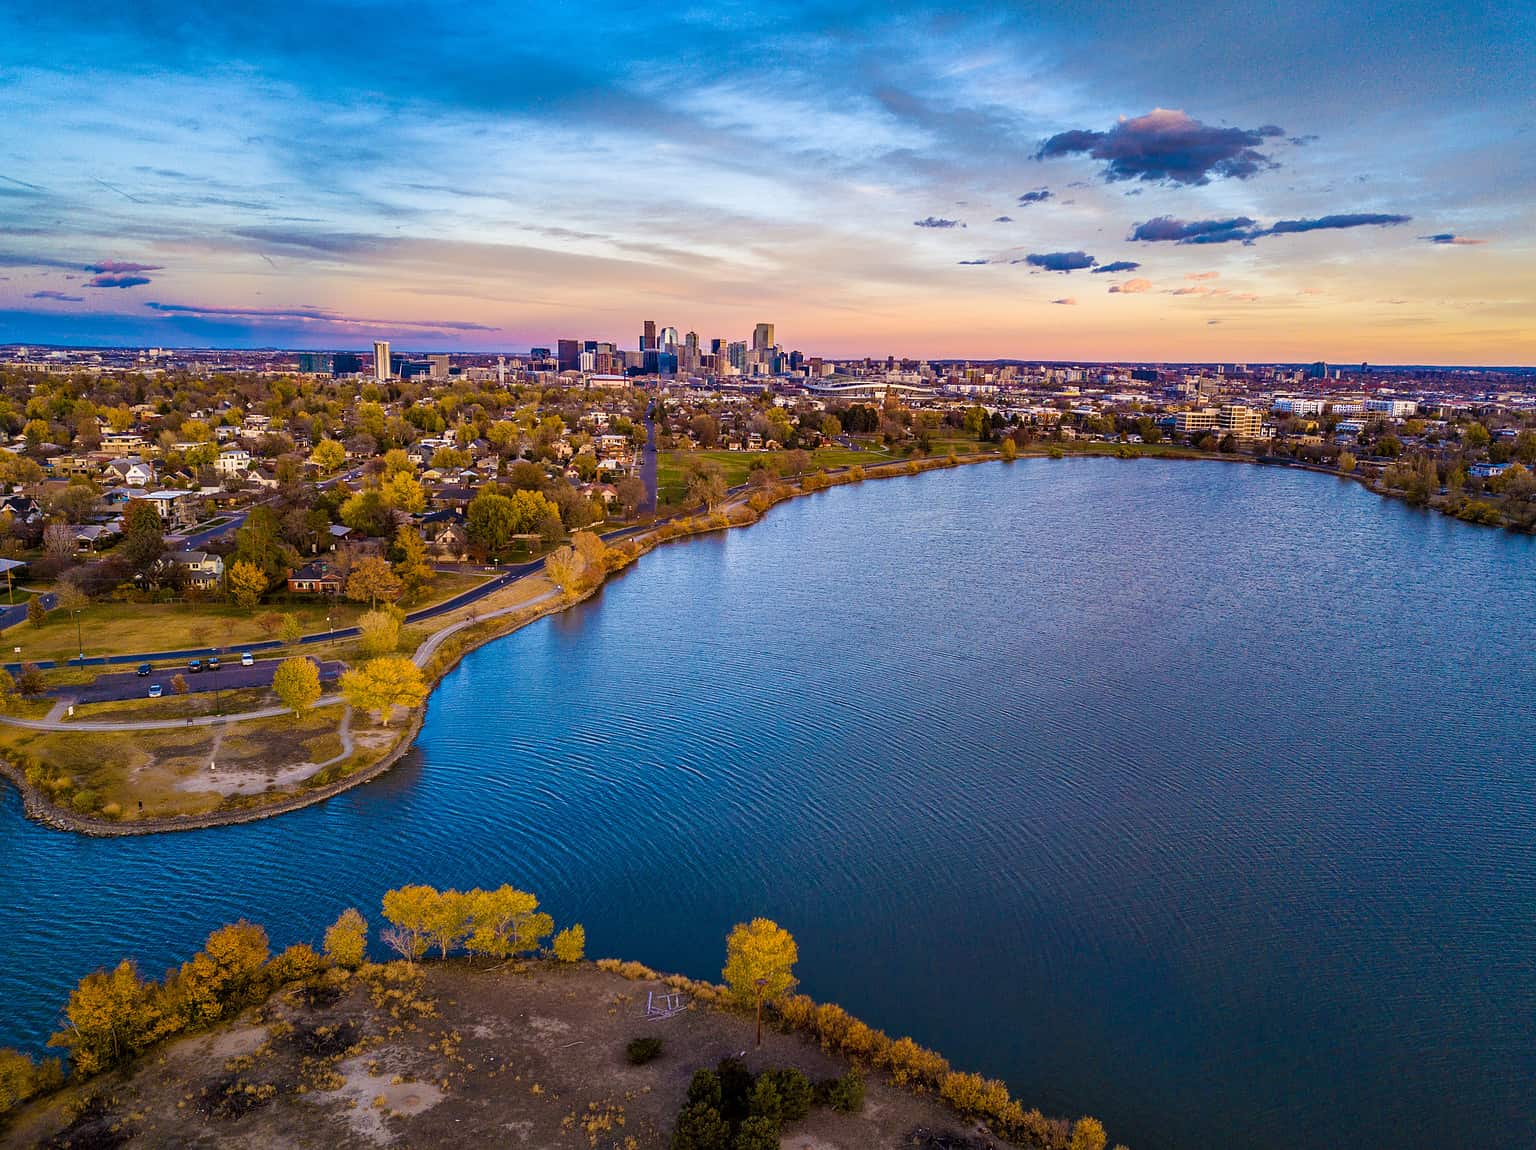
[
  {"x1": 557, "y1": 339, "x2": 580, "y2": 372},
  {"x1": 373, "y1": 340, "x2": 391, "y2": 381},
  {"x1": 659, "y1": 325, "x2": 679, "y2": 350},
  {"x1": 752, "y1": 322, "x2": 775, "y2": 352},
  {"x1": 642, "y1": 320, "x2": 657, "y2": 351}
]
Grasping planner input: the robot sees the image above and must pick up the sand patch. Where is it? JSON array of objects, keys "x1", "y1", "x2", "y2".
[{"x1": 310, "y1": 1054, "x2": 445, "y2": 1145}]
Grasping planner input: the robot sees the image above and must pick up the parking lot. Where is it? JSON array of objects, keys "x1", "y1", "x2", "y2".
[{"x1": 66, "y1": 657, "x2": 345, "y2": 703}]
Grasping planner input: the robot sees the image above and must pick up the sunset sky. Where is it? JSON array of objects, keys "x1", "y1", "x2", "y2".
[{"x1": 1, "y1": 1, "x2": 1532, "y2": 363}]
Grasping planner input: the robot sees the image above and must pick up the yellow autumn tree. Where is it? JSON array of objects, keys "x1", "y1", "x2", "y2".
[
  {"x1": 722, "y1": 917, "x2": 799, "y2": 1008},
  {"x1": 552, "y1": 924, "x2": 585, "y2": 963},
  {"x1": 380, "y1": 884, "x2": 438, "y2": 962},
  {"x1": 323, "y1": 908, "x2": 368, "y2": 969},
  {"x1": 339, "y1": 656, "x2": 427, "y2": 725},
  {"x1": 47, "y1": 960, "x2": 169, "y2": 1076},
  {"x1": 463, "y1": 885, "x2": 554, "y2": 960}
]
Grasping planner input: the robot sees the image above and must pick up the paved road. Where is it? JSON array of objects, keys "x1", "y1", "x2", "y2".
[
  {"x1": 66, "y1": 657, "x2": 344, "y2": 704},
  {"x1": 0, "y1": 590, "x2": 53, "y2": 633}
]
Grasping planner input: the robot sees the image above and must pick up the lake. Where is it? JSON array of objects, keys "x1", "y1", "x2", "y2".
[{"x1": 3, "y1": 458, "x2": 1534, "y2": 1148}]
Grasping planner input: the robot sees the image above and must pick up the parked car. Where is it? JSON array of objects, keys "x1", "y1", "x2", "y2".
[
  {"x1": 188, "y1": 659, "x2": 203, "y2": 673},
  {"x1": 240, "y1": 652, "x2": 254, "y2": 666},
  {"x1": 207, "y1": 657, "x2": 220, "y2": 671},
  {"x1": 148, "y1": 684, "x2": 163, "y2": 698},
  {"x1": 136, "y1": 663, "x2": 152, "y2": 676}
]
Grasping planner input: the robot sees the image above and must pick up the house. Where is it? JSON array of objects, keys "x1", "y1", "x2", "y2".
[
  {"x1": 287, "y1": 560, "x2": 345, "y2": 595},
  {"x1": 140, "y1": 489, "x2": 200, "y2": 527},
  {"x1": 105, "y1": 457, "x2": 156, "y2": 487},
  {"x1": 100, "y1": 432, "x2": 150, "y2": 457},
  {"x1": 71, "y1": 524, "x2": 118, "y2": 552},
  {"x1": 153, "y1": 549, "x2": 225, "y2": 590},
  {"x1": 425, "y1": 512, "x2": 468, "y2": 559},
  {"x1": 215, "y1": 447, "x2": 252, "y2": 475},
  {"x1": 0, "y1": 494, "x2": 43, "y2": 524},
  {"x1": 1469, "y1": 462, "x2": 1511, "y2": 479}
]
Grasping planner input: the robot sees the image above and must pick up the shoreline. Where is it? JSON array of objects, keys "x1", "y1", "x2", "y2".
[{"x1": 0, "y1": 443, "x2": 1511, "y2": 839}]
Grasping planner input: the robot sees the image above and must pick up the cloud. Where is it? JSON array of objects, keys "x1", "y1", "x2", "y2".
[
  {"x1": 143, "y1": 301, "x2": 496, "y2": 331},
  {"x1": 1266, "y1": 213, "x2": 1410, "y2": 234},
  {"x1": 957, "y1": 259, "x2": 990, "y2": 265},
  {"x1": 28, "y1": 290, "x2": 83, "y2": 302},
  {"x1": 1091, "y1": 260, "x2": 1141, "y2": 274},
  {"x1": 1016, "y1": 189, "x2": 1052, "y2": 205},
  {"x1": 1289, "y1": 134, "x2": 1320, "y2": 146},
  {"x1": 1036, "y1": 108, "x2": 1284, "y2": 185},
  {"x1": 87, "y1": 273, "x2": 152, "y2": 288},
  {"x1": 1024, "y1": 251, "x2": 1096, "y2": 272},
  {"x1": 1170, "y1": 286, "x2": 1210, "y2": 295},
  {"x1": 0, "y1": 252, "x2": 81, "y2": 270},
  {"x1": 1207, "y1": 319, "x2": 1222, "y2": 325},
  {"x1": 1421, "y1": 232, "x2": 1485, "y2": 245},
  {"x1": 1187, "y1": 271, "x2": 1220, "y2": 280},
  {"x1": 1131, "y1": 212, "x2": 1410, "y2": 245},
  {"x1": 1108, "y1": 278, "x2": 1152, "y2": 294},
  {"x1": 1130, "y1": 216, "x2": 1259, "y2": 244},
  {"x1": 85, "y1": 260, "x2": 163, "y2": 274},
  {"x1": 1051, "y1": 297, "x2": 1076, "y2": 305},
  {"x1": 914, "y1": 216, "x2": 964, "y2": 228},
  {"x1": 993, "y1": 215, "x2": 1013, "y2": 223}
]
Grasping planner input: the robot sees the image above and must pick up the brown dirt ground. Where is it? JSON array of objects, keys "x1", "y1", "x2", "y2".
[{"x1": 2, "y1": 963, "x2": 1004, "y2": 1150}]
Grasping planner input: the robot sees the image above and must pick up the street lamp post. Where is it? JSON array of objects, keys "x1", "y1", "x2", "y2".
[
  {"x1": 754, "y1": 977, "x2": 767, "y2": 1048},
  {"x1": 72, "y1": 609, "x2": 83, "y2": 666}
]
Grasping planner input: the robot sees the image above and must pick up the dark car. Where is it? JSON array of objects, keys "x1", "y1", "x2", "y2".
[
  {"x1": 207, "y1": 657, "x2": 220, "y2": 671},
  {"x1": 188, "y1": 659, "x2": 203, "y2": 673},
  {"x1": 136, "y1": 663, "x2": 152, "y2": 676}
]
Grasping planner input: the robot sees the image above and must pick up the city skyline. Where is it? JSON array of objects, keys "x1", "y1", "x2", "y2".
[{"x1": 1, "y1": 2, "x2": 1532, "y2": 363}]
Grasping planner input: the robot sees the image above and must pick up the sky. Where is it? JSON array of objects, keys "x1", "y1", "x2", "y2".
[{"x1": 0, "y1": 1, "x2": 1533, "y2": 364}]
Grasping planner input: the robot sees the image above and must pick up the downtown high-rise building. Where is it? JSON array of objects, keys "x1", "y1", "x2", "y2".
[
  {"x1": 752, "y1": 322, "x2": 775, "y2": 352},
  {"x1": 373, "y1": 340, "x2": 391, "y2": 381},
  {"x1": 642, "y1": 320, "x2": 657, "y2": 351},
  {"x1": 557, "y1": 339, "x2": 580, "y2": 372},
  {"x1": 658, "y1": 325, "x2": 679, "y2": 350}
]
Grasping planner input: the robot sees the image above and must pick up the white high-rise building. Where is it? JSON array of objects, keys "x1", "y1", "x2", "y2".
[{"x1": 373, "y1": 340, "x2": 391, "y2": 381}]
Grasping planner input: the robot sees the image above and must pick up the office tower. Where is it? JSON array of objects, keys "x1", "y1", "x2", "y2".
[
  {"x1": 659, "y1": 325, "x2": 679, "y2": 350},
  {"x1": 557, "y1": 339, "x2": 580, "y2": 372},
  {"x1": 728, "y1": 341, "x2": 747, "y2": 371},
  {"x1": 332, "y1": 352, "x2": 364, "y2": 375},
  {"x1": 710, "y1": 338, "x2": 728, "y2": 356},
  {"x1": 497, "y1": 356, "x2": 506, "y2": 385},
  {"x1": 642, "y1": 320, "x2": 657, "y2": 351},
  {"x1": 373, "y1": 340, "x2": 391, "y2": 381},
  {"x1": 682, "y1": 331, "x2": 700, "y2": 371},
  {"x1": 753, "y1": 322, "x2": 775, "y2": 352},
  {"x1": 296, "y1": 352, "x2": 333, "y2": 374},
  {"x1": 428, "y1": 354, "x2": 451, "y2": 379}
]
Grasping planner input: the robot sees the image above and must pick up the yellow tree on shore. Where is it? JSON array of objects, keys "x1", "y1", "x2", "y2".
[{"x1": 339, "y1": 656, "x2": 427, "y2": 724}]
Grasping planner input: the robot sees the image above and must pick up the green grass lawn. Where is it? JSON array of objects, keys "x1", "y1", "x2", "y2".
[
  {"x1": 657, "y1": 446, "x2": 892, "y2": 504},
  {"x1": 3, "y1": 569, "x2": 488, "y2": 662}
]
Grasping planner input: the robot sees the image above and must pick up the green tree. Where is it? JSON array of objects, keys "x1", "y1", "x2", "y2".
[
  {"x1": 26, "y1": 596, "x2": 44, "y2": 628},
  {"x1": 733, "y1": 1116, "x2": 779, "y2": 1150},
  {"x1": 118, "y1": 499, "x2": 165, "y2": 577},
  {"x1": 234, "y1": 506, "x2": 295, "y2": 584},
  {"x1": 339, "y1": 488, "x2": 392, "y2": 537},
  {"x1": 272, "y1": 656, "x2": 321, "y2": 715},
  {"x1": 279, "y1": 613, "x2": 304, "y2": 646},
  {"x1": 324, "y1": 908, "x2": 369, "y2": 969},
  {"x1": 339, "y1": 655, "x2": 427, "y2": 724},
  {"x1": 1463, "y1": 421, "x2": 1491, "y2": 449},
  {"x1": 671, "y1": 1102, "x2": 730, "y2": 1150},
  {"x1": 225, "y1": 559, "x2": 268, "y2": 609},
  {"x1": 346, "y1": 555, "x2": 403, "y2": 609}
]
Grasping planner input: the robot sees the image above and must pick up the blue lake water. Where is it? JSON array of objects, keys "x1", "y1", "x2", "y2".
[{"x1": 3, "y1": 458, "x2": 1534, "y2": 1149}]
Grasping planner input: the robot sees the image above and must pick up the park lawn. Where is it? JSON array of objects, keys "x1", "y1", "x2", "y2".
[
  {"x1": 0, "y1": 708, "x2": 350, "y2": 820},
  {"x1": 3, "y1": 569, "x2": 490, "y2": 663},
  {"x1": 657, "y1": 446, "x2": 891, "y2": 503},
  {"x1": 66, "y1": 686, "x2": 281, "y2": 723}
]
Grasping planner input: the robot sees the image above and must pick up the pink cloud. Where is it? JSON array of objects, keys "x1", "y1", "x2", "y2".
[{"x1": 1108, "y1": 277, "x2": 1152, "y2": 294}]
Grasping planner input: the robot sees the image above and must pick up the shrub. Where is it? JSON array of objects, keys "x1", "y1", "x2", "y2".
[
  {"x1": 686, "y1": 1069, "x2": 722, "y2": 1110},
  {"x1": 747, "y1": 1075, "x2": 781, "y2": 1125},
  {"x1": 626, "y1": 1036, "x2": 663, "y2": 1065},
  {"x1": 552, "y1": 924, "x2": 585, "y2": 963},
  {"x1": 732, "y1": 1115, "x2": 779, "y2": 1150},
  {"x1": 0, "y1": 1048, "x2": 63, "y2": 1113},
  {"x1": 765, "y1": 1068, "x2": 811, "y2": 1120},
  {"x1": 671, "y1": 1102, "x2": 729, "y2": 1150},
  {"x1": 323, "y1": 908, "x2": 368, "y2": 969},
  {"x1": 819, "y1": 1069, "x2": 864, "y2": 1113},
  {"x1": 269, "y1": 943, "x2": 323, "y2": 983}
]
